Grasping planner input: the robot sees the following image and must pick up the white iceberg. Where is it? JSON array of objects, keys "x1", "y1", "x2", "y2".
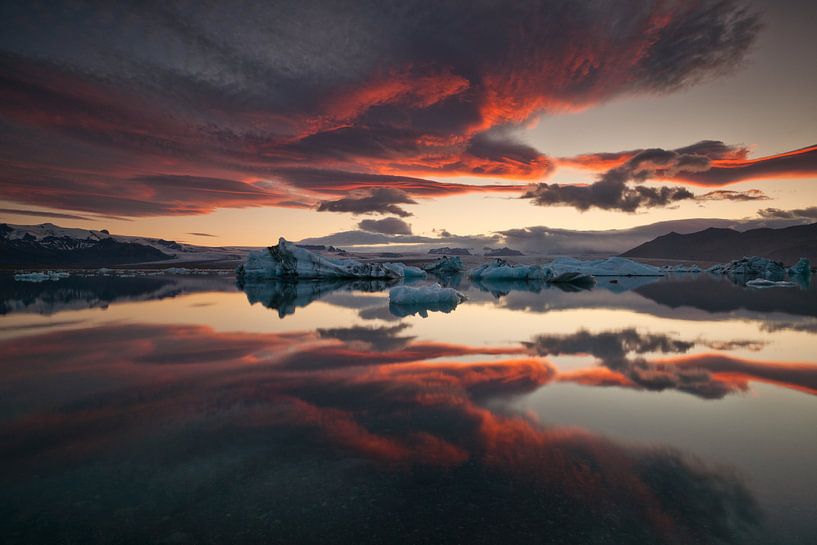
[
  {"x1": 239, "y1": 238, "x2": 405, "y2": 280},
  {"x1": 788, "y1": 258, "x2": 811, "y2": 276},
  {"x1": 388, "y1": 283, "x2": 466, "y2": 316},
  {"x1": 389, "y1": 283, "x2": 466, "y2": 306},
  {"x1": 549, "y1": 256, "x2": 664, "y2": 277},
  {"x1": 14, "y1": 271, "x2": 70, "y2": 282},
  {"x1": 469, "y1": 259, "x2": 552, "y2": 280},
  {"x1": 745, "y1": 279, "x2": 798, "y2": 289}
]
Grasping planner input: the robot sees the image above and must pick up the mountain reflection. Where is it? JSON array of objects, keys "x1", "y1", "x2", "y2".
[{"x1": 0, "y1": 322, "x2": 763, "y2": 544}]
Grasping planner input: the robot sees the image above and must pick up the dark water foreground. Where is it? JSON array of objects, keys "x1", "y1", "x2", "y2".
[{"x1": 1, "y1": 273, "x2": 815, "y2": 544}]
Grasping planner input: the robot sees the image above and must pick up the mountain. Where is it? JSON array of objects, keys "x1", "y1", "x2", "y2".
[
  {"x1": 0, "y1": 223, "x2": 248, "y2": 268},
  {"x1": 621, "y1": 223, "x2": 817, "y2": 264}
]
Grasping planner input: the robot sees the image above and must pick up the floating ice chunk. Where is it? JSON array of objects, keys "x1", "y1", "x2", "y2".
[
  {"x1": 389, "y1": 283, "x2": 466, "y2": 306},
  {"x1": 469, "y1": 259, "x2": 552, "y2": 280},
  {"x1": 788, "y1": 258, "x2": 811, "y2": 276},
  {"x1": 383, "y1": 262, "x2": 427, "y2": 279},
  {"x1": 14, "y1": 271, "x2": 70, "y2": 282},
  {"x1": 745, "y1": 279, "x2": 798, "y2": 289},
  {"x1": 549, "y1": 256, "x2": 663, "y2": 277},
  {"x1": 708, "y1": 256, "x2": 786, "y2": 279},
  {"x1": 239, "y1": 238, "x2": 404, "y2": 280},
  {"x1": 388, "y1": 283, "x2": 466, "y2": 317},
  {"x1": 662, "y1": 264, "x2": 702, "y2": 273},
  {"x1": 423, "y1": 256, "x2": 464, "y2": 274},
  {"x1": 549, "y1": 271, "x2": 596, "y2": 286}
]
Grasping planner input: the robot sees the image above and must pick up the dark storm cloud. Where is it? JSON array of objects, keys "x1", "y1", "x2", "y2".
[
  {"x1": 358, "y1": 217, "x2": 413, "y2": 235},
  {"x1": 317, "y1": 188, "x2": 418, "y2": 217},
  {"x1": 560, "y1": 141, "x2": 817, "y2": 187},
  {"x1": 523, "y1": 179, "x2": 696, "y2": 212},
  {"x1": 527, "y1": 328, "x2": 793, "y2": 399},
  {"x1": 528, "y1": 140, "x2": 770, "y2": 211},
  {"x1": 0, "y1": 1, "x2": 763, "y2": 216}
]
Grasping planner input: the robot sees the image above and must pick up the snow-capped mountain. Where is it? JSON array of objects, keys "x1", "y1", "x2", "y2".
[{"x1": 1, "y1": 223, "x2": 247, "y2": 268}]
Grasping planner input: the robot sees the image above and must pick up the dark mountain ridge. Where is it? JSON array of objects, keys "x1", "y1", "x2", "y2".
[{"x1": 621, "y1": 223, "x2": 817, "y2": 264}]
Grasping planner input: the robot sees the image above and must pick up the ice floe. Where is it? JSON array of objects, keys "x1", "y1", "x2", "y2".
[
  {"x1": 382, "y1": 263, "x2": 427, "y2": 279},
  {"x1": 469, "y1": 259, "x2": 552, "y2": 280},
  {"x1": 388, "y1": 283, "x2": 466, "y2": 317},
  {"x1": 788, "y1": 258, "x2": 811, "y2": 276},
  {"x1": 239, "y1": 238, "x2": 405, "y2": 280},
  {"x1": 13, "y1": 271, "x2": 71, "y2": 282},
  {"x1": 745, "y1": 279, "x2": 798, "y2": 289},
  {"x1": 423, "y1": 256, "x2": 465, "y2": 275},
  {"x1": 706, "y1": 256, "x2": 787, "y2": 279},
  {"x1": 548, "y1": 256, "x2": 664, "y2": 277},
  {"x1": 662, "y1": 264, "x2": 702, "y2": 273}
]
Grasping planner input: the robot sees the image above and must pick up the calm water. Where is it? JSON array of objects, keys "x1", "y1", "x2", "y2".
[{"x1": 1, "y1": 272, "x2": 816, "y2": 544}]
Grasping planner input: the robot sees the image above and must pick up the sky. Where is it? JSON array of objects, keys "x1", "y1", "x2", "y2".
[{"x1": 0, "y1": 0, "x2": 815, "y2": 247}]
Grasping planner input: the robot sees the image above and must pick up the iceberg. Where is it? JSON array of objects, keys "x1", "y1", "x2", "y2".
[
  {"x1": 389, "y1": 283, "x2": 466, "y2": 306},
  {"x1": 549, "y1": 271, "x2": 596, "y2": 286},
  {"x1": 469, "y1": 259, "x2": 552, "y2": 280},
  {"x1": 239, "y1": 238, "x2": 405, "y2": 280},
  {"x1": 382, "y1": 262, "x2": 427, "y2": 279},
  {"x1": 14, "y1": 271, "x2": 70, "y2": 282},
  {"x1": 388, "y1": 283, "x2": 466, "y2": 317},
  {"x1": 662, "y1": 264, "x2": 702, "y2": 273},
  {"x1": 423, "y1": 256, "x2": 465, "y2": 275},
  {"x1": 707, "y1": 256, "x2": 787, "y2": 279},
  {"x1": 745, "y1": 279, "x2": 798, "y2": 289},
  {"x1": 788, "y1": 258, "x2": 811, "y2": 276},
  {"x1": 242, "y1": 278, "x2": 392, "y2": 318},
  {"x1": 549, "y1": 256, "x2": 664, "y2": 277}
]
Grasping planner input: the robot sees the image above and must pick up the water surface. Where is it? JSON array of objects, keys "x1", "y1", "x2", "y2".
[{"x1": 1, "y1": 273, "x2": 816, "y2": 544}]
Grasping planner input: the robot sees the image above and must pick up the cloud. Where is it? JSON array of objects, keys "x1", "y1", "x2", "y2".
[
  {"x1": 0, "y1": 319, "x2": 764, "y2": 543},
  {"x1": 0, "y1": 208, "x2": 94, "y2": 221},
  {"x1": 758, "y1": 206, "x2": 817, "y2": 220},
  {"x1": 523, "y1": 179, "x2": 696, "y2": 212},
  {"x1": 187, "y1": 232, "x2": 217, "y2": 237},
  {"x1": 697, "y1": 189, "x2": 768, "y2": 201},
  {"x1": 317, "y1": 188, "x2": 418, "y2": 217},
  {"x1": 559, "y1": 141, "x2": 817, "y2": 188},
  {"x1": 0, "y1": 2, "x2": 763, "y2": 216},
  {"x1": 526, "y1": 328, "x2": 810, "y2": 399},
  {"x1": 526, "y1": 141, "x2": 774, "y2": 211},
  {"x1": 358, "y1": 217, "x2": 413, "y2": 235}
]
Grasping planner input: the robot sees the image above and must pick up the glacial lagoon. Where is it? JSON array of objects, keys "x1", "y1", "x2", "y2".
[{"x1": 1, "y1": 272, "x2": 816, "y2": 544}]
